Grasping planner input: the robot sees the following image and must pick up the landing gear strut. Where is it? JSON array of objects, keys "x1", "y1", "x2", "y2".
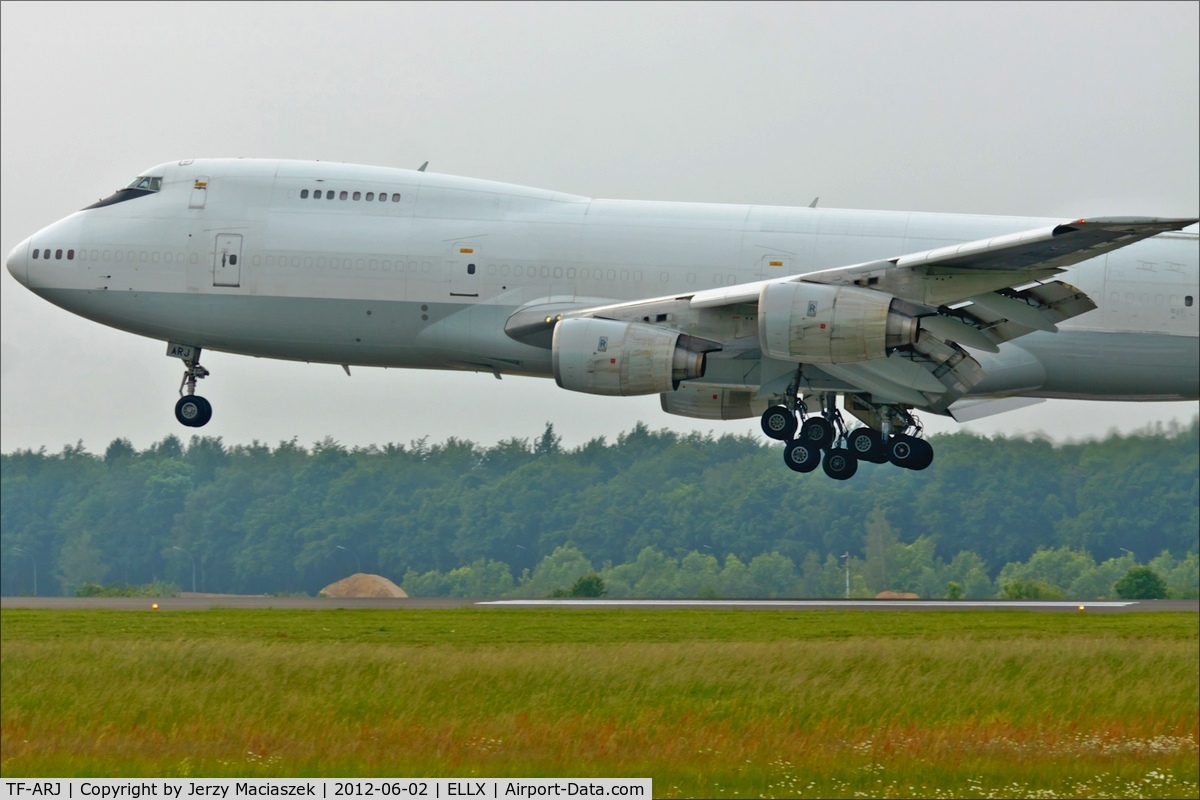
[{"x1": 175, "y1": 349, "x2": 212, "y2": 427}]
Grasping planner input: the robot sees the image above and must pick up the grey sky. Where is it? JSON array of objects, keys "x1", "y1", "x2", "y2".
[{"x1": 2, "y1": 1, "x2": 1197, "y2": 454}]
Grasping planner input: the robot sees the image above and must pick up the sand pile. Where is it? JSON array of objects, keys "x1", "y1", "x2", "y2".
[
  {"x1": 321, "y1": 573, "x2": 408, "y2": 598},
  {"x1": 875, "y1": 590, "x2": 920, "y2": 599}
]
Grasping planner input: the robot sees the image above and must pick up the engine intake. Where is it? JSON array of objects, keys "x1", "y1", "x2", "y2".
[
  {"x1": 758, "y1": 282, "x2": 918, "y2": 364},
  {"x1": 553, "y1": 318, "x2": 709, "y2": 396}
]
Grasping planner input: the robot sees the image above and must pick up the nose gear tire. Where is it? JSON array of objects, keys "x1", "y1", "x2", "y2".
[{"x1": 175, "y1": 395, "x2": 212, "y2": 428}]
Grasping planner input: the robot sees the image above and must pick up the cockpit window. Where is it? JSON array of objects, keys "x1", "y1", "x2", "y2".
[
  {"x1": 125, "y1": 176, "x2": 163, "y2": 191},
  {"x1": 84, "y1": 175, "x2": 164, "y2": 210}
]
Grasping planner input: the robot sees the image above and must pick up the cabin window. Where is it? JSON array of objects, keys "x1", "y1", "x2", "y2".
[
  {"x1": 353, "y1": 191, "x2": 361, "y2": 201},
  {"x1": 1187, "y1": 296, "x2": 1195, "y2": 307},
  {"x1": 392, "y1": 193, "x2": 401, "y2": 202},
  {"x1": 467, "y1": 263, "x2": 476, "y2": 275},
  {"x1": 31, "y1": 249, "x2": 39, "y2": 259},
  {"x1": 340, "y1": 191, "x2": 348, "y2": 200},
  {"x1": 365, "y1": 192, "x2": 374, "y2": 201},
  {"x1": 56, "y1": 249, "x2": 63, "y2": 259},
  {"x1": 301, "y1": 189, "x2": 310, "y2": 199},
  {"x1": 327, "y1": 192, "x2": 335, "y2": 201},
  {"x1": 379, "y1": 193, "x2": 387, "y2": 203}
]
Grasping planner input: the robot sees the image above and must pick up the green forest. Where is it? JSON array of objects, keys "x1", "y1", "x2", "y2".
[{"x1": 2, "y1": 419, "x2": 1197, "y2": 599}]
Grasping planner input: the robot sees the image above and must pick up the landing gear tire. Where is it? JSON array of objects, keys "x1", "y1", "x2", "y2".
[
  {"x1": 175, "y1": 395, "x2": 212, "y2": 428},
  {"x1": 783, "y1": 440, "x2": 822, "y2": 473},
  {"x1": 799, "y1": 417, "x2": 834, "y2": 449},
  {"x1": 887, "y1": 433, "x2": 932, "y2": 470},
  {"x1": 847, "y1": 428, "x2": 887, "y2": 464},
  {"x1": 761, "y1": 405, "x2": 797, "y2": 441},
  {"x1": 822, "y1": 448, "x2": 858, "y2": 480},
  {"x1": 909, "y1": 438, "x2": 934, "y2": 470}
]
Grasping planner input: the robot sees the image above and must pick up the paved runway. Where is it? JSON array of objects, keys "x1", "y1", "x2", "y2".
[{"x1": 2, "y1": 596, "x2": 1196, "y2": 612}]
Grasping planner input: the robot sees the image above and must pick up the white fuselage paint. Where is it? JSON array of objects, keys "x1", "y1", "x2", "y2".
[{"x1": 7, "y1": 159, "x2": 1199, "y2": 403}]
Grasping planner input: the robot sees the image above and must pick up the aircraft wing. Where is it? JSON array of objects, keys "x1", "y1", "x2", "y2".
[
  {"x1": 507, "y1": 216, "x2": 1197, "y2": 412},
  {"x1": 690, "y1": 216, "x2": 1194, "y2": 310}
]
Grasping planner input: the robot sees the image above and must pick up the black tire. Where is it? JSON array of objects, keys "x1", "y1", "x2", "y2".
[
  {"x1": 910, "y1": 438, "x2": 934, "y2": 470},
  {"x1": 887, "y1": 433, "x2": 921, "y2": 469},
  {"x1": 799, "y1": 417, "x2": 834, "y2": 449},
  {"x1": 822, "y1": 448, "x2": 858, "y2": 480},
  {"x1": 847, "y1": 427, "x2": 887, "y2": 463},
  {"x1": 761, "y1": 405, "x2": 797, "y2": 441},
  {"x1": 175, "y1": 395, "x2": 212, "y2": 428},
  {"x1": 783, "y1": 441, "x2": 821, "y2": 473}
]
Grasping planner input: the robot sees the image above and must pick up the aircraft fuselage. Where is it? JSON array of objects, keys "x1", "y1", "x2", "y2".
[{"x1": 7, "y1": 158, "x2": 1199, "y2": 405}]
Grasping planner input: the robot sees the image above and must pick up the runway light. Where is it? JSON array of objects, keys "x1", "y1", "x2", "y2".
[
  {"x1": 152, "y1": 603, "x2": 159, "y2": 610},
  {"x1": 1078, "y1": 605, "x2": 1085, "y2": 612}
]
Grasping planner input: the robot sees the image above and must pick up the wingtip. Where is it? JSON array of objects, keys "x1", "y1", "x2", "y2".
[{"x1": 1055, "y1": 216, "x2": 1199, "y2": 235}]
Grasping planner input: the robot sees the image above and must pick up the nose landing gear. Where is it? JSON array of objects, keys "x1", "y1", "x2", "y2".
[{"x1": 174, "y1": 348, "x2": 212, "y2": 428}]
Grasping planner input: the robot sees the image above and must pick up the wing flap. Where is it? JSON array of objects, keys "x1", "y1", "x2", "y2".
[{"x1": 937, "y1": 280, "x2": 1098, "y2": 348}]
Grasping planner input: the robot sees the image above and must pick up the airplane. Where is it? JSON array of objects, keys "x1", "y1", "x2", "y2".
[{"x1": 6, "y1": 159, "x2": 1198, "y2": 480}]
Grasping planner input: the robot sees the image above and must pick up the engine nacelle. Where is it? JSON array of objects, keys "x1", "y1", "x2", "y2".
[
  {"x1": 660, "y1": 386, "x2": 767, "y2": 420},
  {"x1": 758, "y1": 282, "x2": 918, "y2": 364},
  {"x1": 553, "y1": 318, "x2": 707, "y2": 396}
]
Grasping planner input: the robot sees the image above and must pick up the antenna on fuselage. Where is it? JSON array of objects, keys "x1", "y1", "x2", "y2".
[
  {"x1": 808, "y1": 197, "x2": 819, "y2": 208},
  {"x1": 417, "y1": 161, "x2": 429, "y2": 172}
]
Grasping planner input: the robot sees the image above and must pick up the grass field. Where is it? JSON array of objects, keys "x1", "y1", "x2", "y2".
[{"x1": 1, "y1": 608, "x2": 1197, "y2": 798}]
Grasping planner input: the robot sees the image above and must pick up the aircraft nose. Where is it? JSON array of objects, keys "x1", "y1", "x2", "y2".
[{"x1": 6, "y1": 237, "x2": 30, "y2": 288}]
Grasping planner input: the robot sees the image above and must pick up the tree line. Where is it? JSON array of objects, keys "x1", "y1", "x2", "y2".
[{"x1": 1, "y1": 418, "x2": 1197, "y2": 598}]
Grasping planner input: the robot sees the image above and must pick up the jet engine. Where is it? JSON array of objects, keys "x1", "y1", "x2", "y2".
[
  {"x1": 758, "y1": 282, "x2": 919, "y2": 364},
  {"x1": 552, "y1": 318, "x2": 710, "y2": 396}
]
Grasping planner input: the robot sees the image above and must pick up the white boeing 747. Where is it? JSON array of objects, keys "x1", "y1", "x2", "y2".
[{"x1": 7, "y1": 159, "x2": 1198, "y2": 479}]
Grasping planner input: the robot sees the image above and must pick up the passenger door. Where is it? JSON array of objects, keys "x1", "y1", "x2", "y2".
[
  {"x1": 213, "y1": 233, "x2": 243, "y2": 287},
  {"x1": 450, "y1": 242, "x2": 481, "y2": 297}
]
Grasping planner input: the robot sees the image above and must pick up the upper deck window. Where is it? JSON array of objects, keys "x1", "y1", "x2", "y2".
[{"x1": 84, "y1": 175, "x2": 164, "y2": 210}]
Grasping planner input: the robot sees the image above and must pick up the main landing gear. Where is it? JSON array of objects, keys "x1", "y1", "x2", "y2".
[
  {"x1": 762, "y1": 397, "x2": 933, "y2": 481},
  {"x1": 174, "y1": 349, "x2": 212, "y2": 428}
]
